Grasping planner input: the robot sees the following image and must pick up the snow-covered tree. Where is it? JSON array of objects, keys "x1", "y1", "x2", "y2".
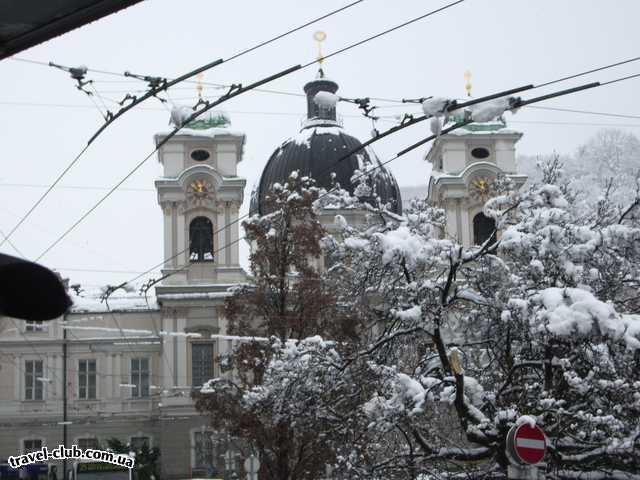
[
  {"x1": 194, "y1": 173, "x2": 360, "y2": 480},
  {"x1": 198, "y1": 150, "x2": 640, "y2": 479},
  {"x1": 518, "y1": 129, "x2": 640, "y2": 225},
  {"x1": 228, "y1": 160, "x2": 640, "y2": 479}
]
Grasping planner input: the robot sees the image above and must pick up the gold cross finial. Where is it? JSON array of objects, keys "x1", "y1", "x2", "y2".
[
  {"x1": 464, "y1": 70, "x2": 472, "y2": 97},
  {"x1": 196, "y1": 72, "x2": 204, "y2": 98},
  {"x1": 314, "y1": 31, "x2": 327, "y2": 66}
]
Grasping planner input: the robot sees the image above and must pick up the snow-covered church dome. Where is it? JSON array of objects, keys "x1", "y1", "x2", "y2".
[{"x1": 249, "y1": 70, "x2": 402, "y2": 216}]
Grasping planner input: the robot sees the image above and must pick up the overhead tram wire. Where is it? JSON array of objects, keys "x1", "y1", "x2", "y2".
[
  {"x1": 0, "y1": 228, "x2": 26, "y2": 258},
  {"x1": 12, "y1": 86, "x2": 633, "y2": 351},
  {"x1": 29, "y1": 66, "x2": 640, "y2": 282},
  {"x1": 97, "y1": 276, "x2": 176, "y2": 383},
  {"x1": 12, "y1": 62, "x2": 408, "y2": 104},
  {"x1": 0, "y1": 0, "x2": 366, "y2": 251},
  {"x1": 6, "y1": 0, "x2": 463, "y2": 257},
  {"x1": 32, "y1": 0, "x2": 469, "y2": 263},
  {"x1": 12, "y1": 53, "x2": 640, "y2": 113},
  {"x1": 84, "y1": 71, "x2": 640, "y2": 293},
  {"x1": 0, "y1": 324, "x2": 186, "y2": 390},
  {"x1": 6, "y1": 317, "x2": 67, "y2": 398},
  {"x1": 298, "y1": 0, "x2": 466, "y2": 70},
  {"x1": 312, "y1": 84, "x2": 535, "y2": 179},
  {"x1": 12, "y1": 51, "x2": 640, "y2": 106},
  {"x1": 4, "y1": 100, "x2": 640, "y2": 127},
  {"x1": 114, "y1": 73, "x2": 639, "y2": 295},
  {"x1": 534, "y1": 55, "x2": 640, "y2": 89},
  {"x1": 28, "y1": 21, "x2": 640, "y2": 269},
  {"x1": 33, "y1": 65, "x2": 301, "y2": 264},
  {"x1": 393, "y1": 83, "x2": 602, "y2": 159},
  {"x1": 525, "y1": 105, "x2": 640, "y2": 120},
  {"x1": 102, "y1": 292, "x2": 163, "y2": 377},
  {"x1": 101, "y1": 63, "x2": 640, "y2": 281}
]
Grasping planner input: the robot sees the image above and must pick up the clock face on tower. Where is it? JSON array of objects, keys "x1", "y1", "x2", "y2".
[
  {"x1": 190, "y1": 179, "x2": 207, "y2": 194},
  {"x1": 186, "y1": 178, "x2": 214, "y2": 206},
  {"x1": 469, "y1": 176, "x2": 496, "y2": 202}
]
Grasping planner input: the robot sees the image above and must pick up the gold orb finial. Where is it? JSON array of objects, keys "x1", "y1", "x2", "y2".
[
  {"x1": 314, "y1": 31, "x2": 327, "y2": 66},
  {"x1": 464, "y1": 70, "x2": 472, "y2": 97}
]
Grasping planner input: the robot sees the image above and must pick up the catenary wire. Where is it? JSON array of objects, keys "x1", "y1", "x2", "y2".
[
  {"x1": 299, "y1": 0, "x2": 465, "y2": 70},
  {"x1": 10, "y1": 30, "x2": 640, "y2": 269},
  {"x1": 0, "y1": 228, "x2": 26, "y2": 258},
  {"x1": 0, "y1": 0, "x2": 366, "y2": 251},
  {"x1": 535, "y1": 55, "x2": 640, "y2": 89},
  {"x1": 3, "y1": 100, "x2": 640, "y2": 126},
  {"x1": 114, "y1": 76, "x2": 628, "y2": 294},
  {"x1": 0, "y1": 203, "x2": 144, "y2": 271},
  {"x1": 31, "y1": 1, "x2": 469, "y2": 262},
  {"x1": 8, "y1": 76, "x2": 629, "y2": 397},
  {"x1": 6, "y1": 62, "x2": 640, "y2": 412},
  {"x1": 525, "y1": 105, "x2": 640, "y2": 120},
  {"x1": 15, "y1": 66, "x2": 636, "y2": 280},
  {"x1": 77, "y1": 74, "x2": 640, "y2": 295}
]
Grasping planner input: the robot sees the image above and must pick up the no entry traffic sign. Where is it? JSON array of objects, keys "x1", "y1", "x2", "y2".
[{"x1": 506, "y1": 423, "x2": 547, "y2": 465}]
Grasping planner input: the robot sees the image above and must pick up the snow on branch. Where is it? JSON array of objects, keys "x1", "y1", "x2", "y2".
[{"x1": 533, "y1": 287, "x2": 640, "y2": 349}]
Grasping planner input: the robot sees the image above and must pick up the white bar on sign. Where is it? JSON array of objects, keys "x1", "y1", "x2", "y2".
[{"x1": 516, "y1": 438, "x2": 545, "y2": 449}]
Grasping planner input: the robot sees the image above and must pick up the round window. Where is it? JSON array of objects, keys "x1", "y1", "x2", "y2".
[
  {"x1": 190, "y1": 149, "x2": 211, "y2": 161},
  {"x1": 471, "y1": 147, "x2": 490, "y2": 159}
]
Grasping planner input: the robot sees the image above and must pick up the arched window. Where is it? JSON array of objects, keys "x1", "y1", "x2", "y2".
[
  {"x1": 190, "y1": 217, "x2": 214, "y2": 262},
  {"x1": 473, "y1": 212, "x2": 496, "y2": 245}
]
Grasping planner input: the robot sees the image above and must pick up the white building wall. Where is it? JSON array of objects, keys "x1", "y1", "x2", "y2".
[
  {"x1": 495, "y1": 138, "x2": 518, "y2": 172},
  {"x1": 442, "y1": 140, "x2": 467, "y2": 173},
  {"x1": 161, "y1": 144, "x2": 185, "y2": 178},
  {"x1": 217, "y1": 210, "x2": 226, "y2": 265}
]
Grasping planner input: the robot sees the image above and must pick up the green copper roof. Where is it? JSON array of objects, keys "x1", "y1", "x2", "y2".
[
  {"x1": 186, "y1": 112, "x2": 230, "y2": 130},
  {"x1": 448, "y1": 111, "x2": 507, "y2": 132}
]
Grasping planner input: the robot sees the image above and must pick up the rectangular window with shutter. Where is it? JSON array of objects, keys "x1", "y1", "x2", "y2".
[
  {"x1": 78, "y1": 359, "x2": 97, "y2": 399},
  {"x1": 24, "y1": 360, "x2": 43, "y2": 401}
]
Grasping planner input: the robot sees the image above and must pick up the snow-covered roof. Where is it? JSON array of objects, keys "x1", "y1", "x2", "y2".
[
  {"x1": 291, "y1": 125, "x2": 345, "y2": 148},
  {"x1": 445, "y1": 126, "x2": 522, "y2": 136},
  {"x1": 155, "y1": 126, "x2": 245, "y2": 140},
  {"x1": 156, "y1": 292, "x2": 232, "y2": 301},
  {"x1": 69, "y1": 288, "x2": 158, "y2": 313}
]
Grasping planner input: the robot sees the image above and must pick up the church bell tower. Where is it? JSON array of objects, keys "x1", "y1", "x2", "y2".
[
  {"x1": 426, "y1": 119, "x2": 527, "y2": 247},
  {"x1": 154, "y1": 111, "x2": 247, "y2": 286}
]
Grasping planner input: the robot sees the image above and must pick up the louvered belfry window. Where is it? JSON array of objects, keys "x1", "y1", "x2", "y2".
[
  {"x1": 189, "y1": 217, "x2": 214, "y2": 262},
  {"x1": 473, "y1": 212, "x2": 496, "y2": 245}
]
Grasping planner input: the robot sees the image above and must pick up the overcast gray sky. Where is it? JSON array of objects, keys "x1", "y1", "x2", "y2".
[{"x1": 1, "y1": 0, "x2": 639, "y2": 289}]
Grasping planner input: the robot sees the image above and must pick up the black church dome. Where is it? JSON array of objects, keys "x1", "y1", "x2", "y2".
[{"x1": 250, "y1": 72, "x2": 402, "y2": 216}]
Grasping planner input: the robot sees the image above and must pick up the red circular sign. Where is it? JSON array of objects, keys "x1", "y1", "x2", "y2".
[{"x1": 506, "y1": 423, "x2": 547, "y2": 465}]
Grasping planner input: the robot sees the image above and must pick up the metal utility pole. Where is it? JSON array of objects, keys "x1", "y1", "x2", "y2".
[{"x1": 62, "y1": 317, "x2": 68, "y2": 480}]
